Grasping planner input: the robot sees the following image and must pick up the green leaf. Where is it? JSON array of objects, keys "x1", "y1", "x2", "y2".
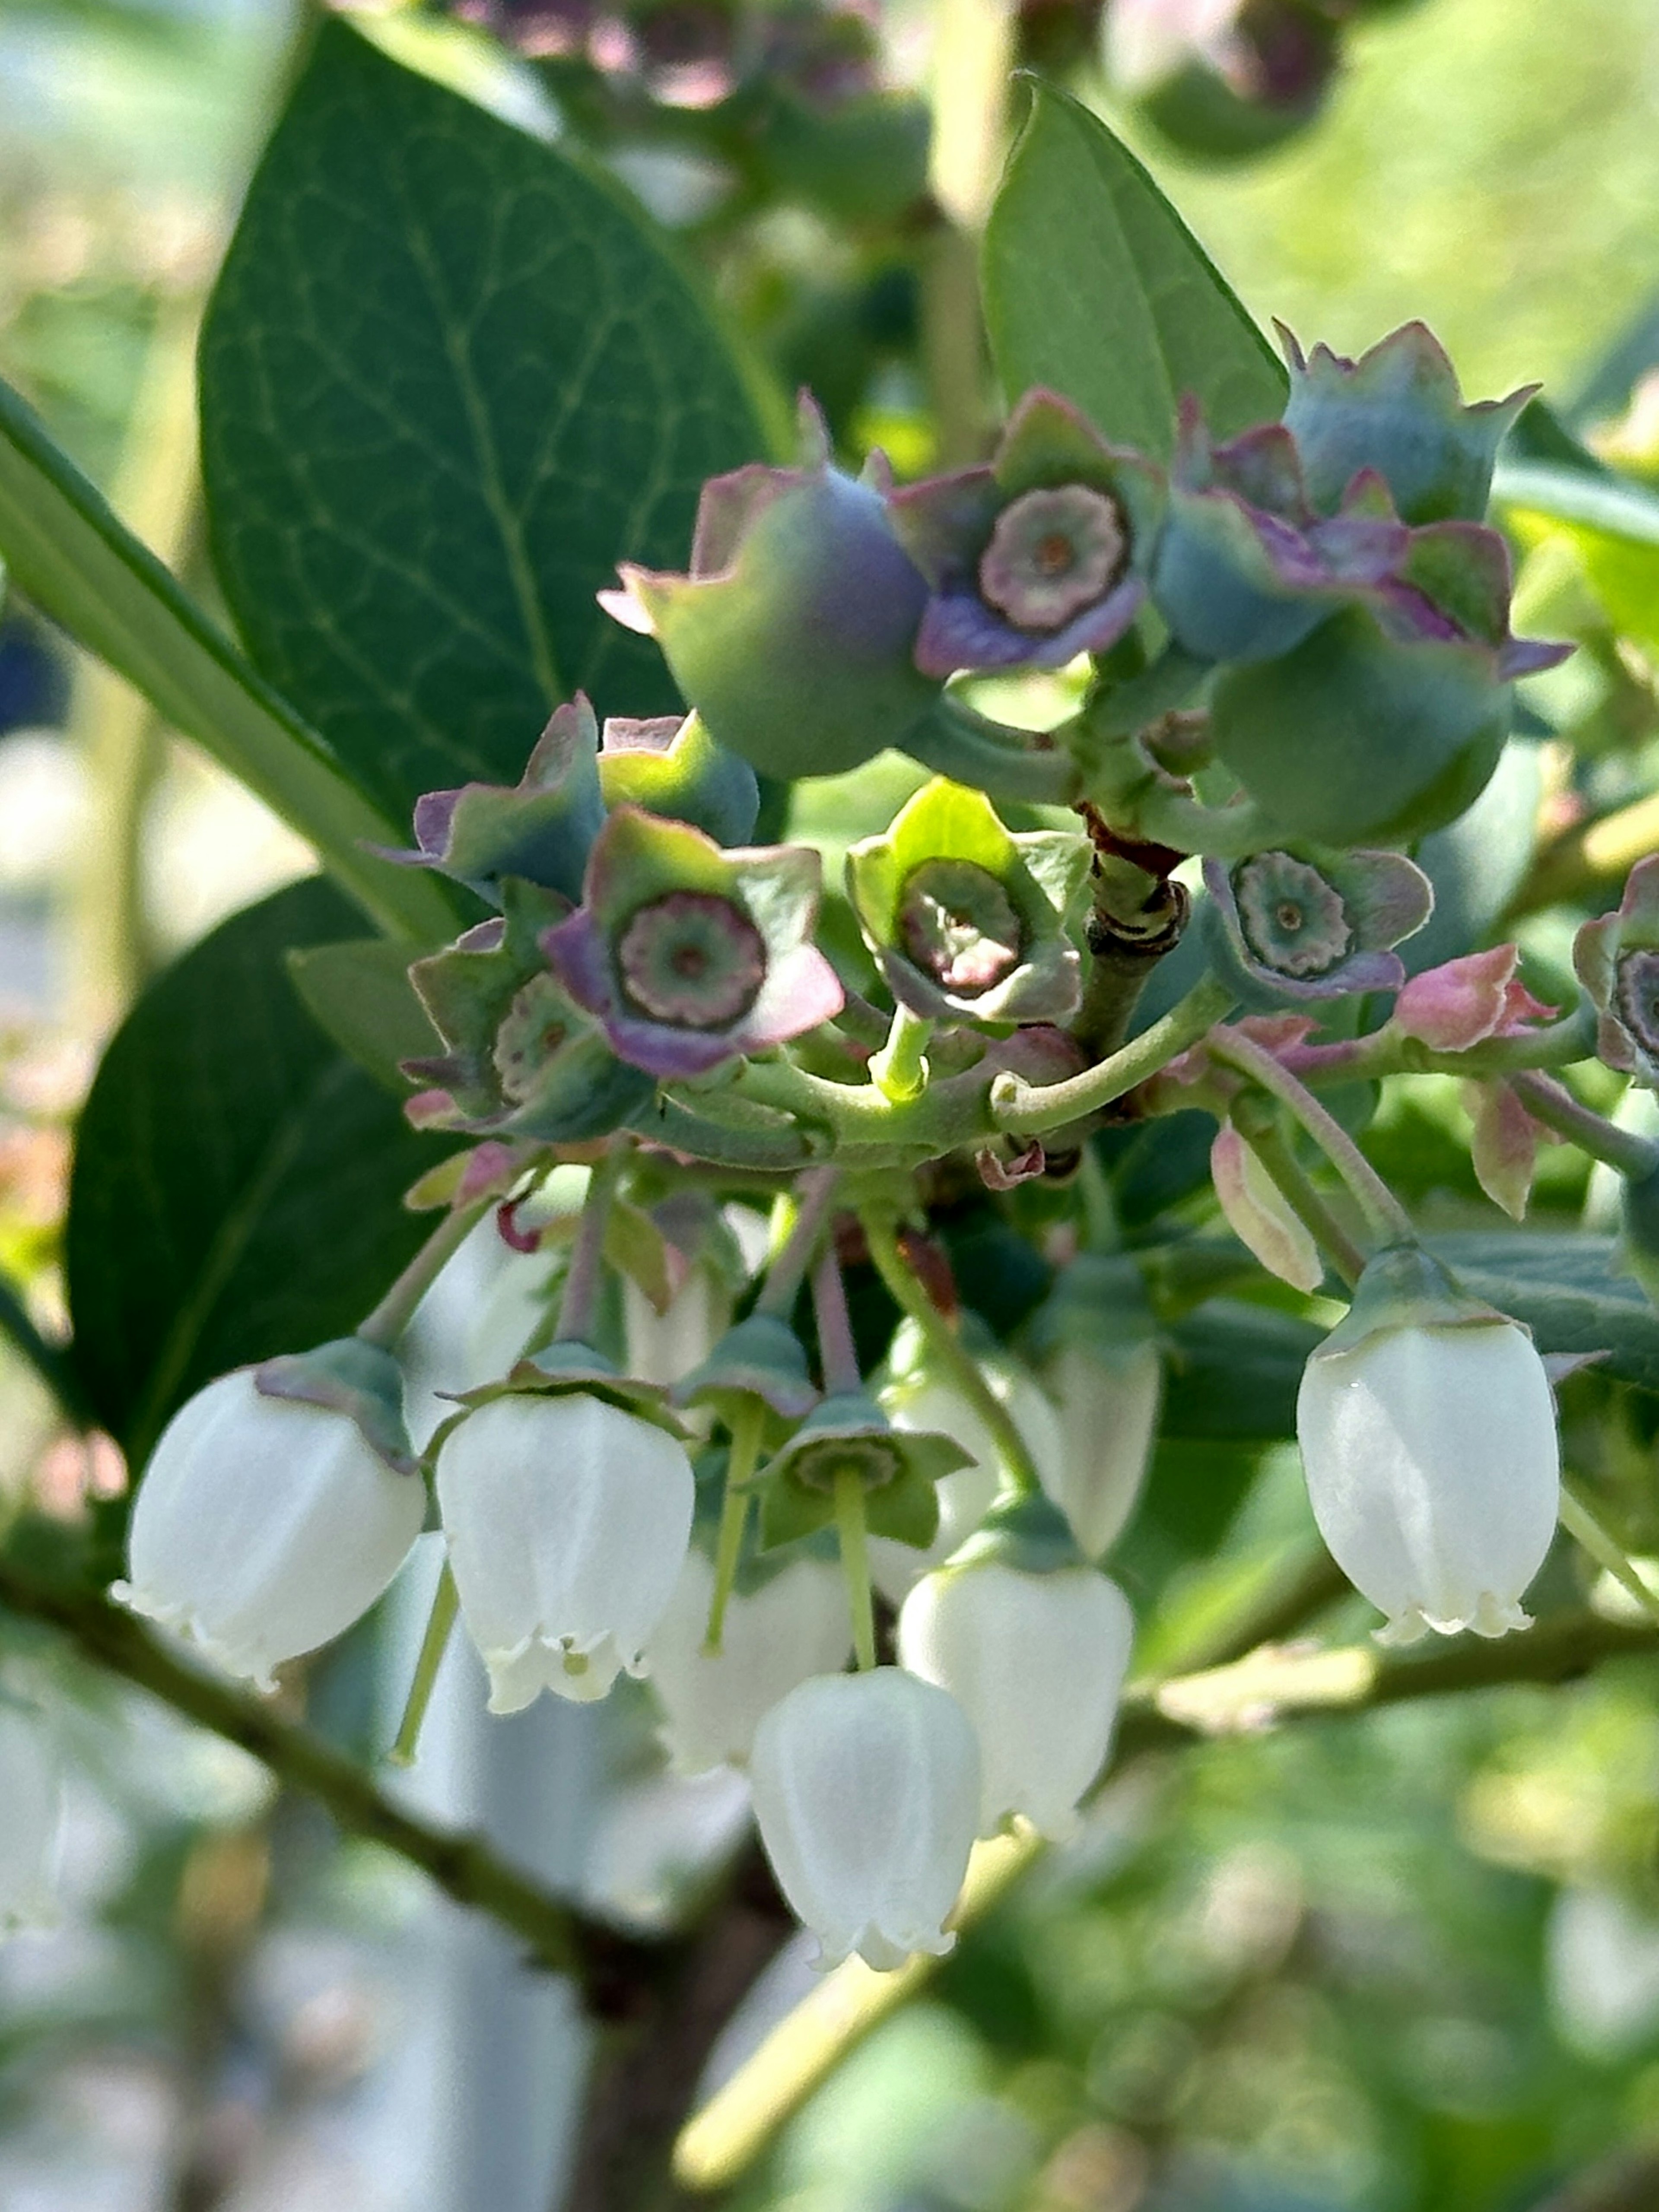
[
  {"x1": 199, "y1": 22, "x2": 777, "y2": 828},
  {"x1": 982, "y1": 83, "x2": 1286, "y2": 460},
  {"x1": 67, "y1": 879, "x2": 446, "y2": 1470},
  {"x1": 0, "y1": 374, "x2": 452, "y2": 943},
  {"x1": 286, "y1": 936, "x2": 442, "y2": 1093},
  {"x1": 1430, "y1": 1232, "x2": 1659, "y2": 1395},
  {"x1": 1163, "y1": 1300, "x2": 1321, "y2": 1441},
  {"x1": 1495, "y1": 459, "x2": 1659, "y2": 650}
]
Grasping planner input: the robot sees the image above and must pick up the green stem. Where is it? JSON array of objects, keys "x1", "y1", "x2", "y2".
[
  {"x1": 1559, "y1": 1479, "x2": 1659, "y2": 1628},
  {"x1": 0, "y1": 1556, "x2": 582, "y2": 1973},
  {"x1": 991, "y1": 974, "x2": 1237, "y2": 1137},
  {"x1": 557, "y1": 1138, "x2": 630, "y2": 1343},
  {"x1": 387, "y1": 1562, "x2": 458, "y2": 1767},
  {"x1": 1288, "y1": 1003, "x2": 1598, "y2": 1086},
  {"x1": 705, "y1": 1397, "x2": 766, "y2": 1654},
  {"x1": 357, "y1": 1197, "x2": 493, "y2": 1350},
  {"x1": 1230, "y1": 1102, "x2": 1367, "y2": 1291},
  {"x1": 1509, "y1": 1072, "x2": 1659, "y2": 1180},
  {"x1": 756, "y1": 1167, "x2": 840, "y2": 1319},
  {"x1": 1208, "y1": 1025, "x2": 1415, "y2": 1248},
  {"x1": 871, "y1": 1005, "x2": 933, "y2": 1104},
  {"x1": 860, "y1": 1209, "x2": 1042, "y2": 1498},
  {"x1": 834, "y1": 1470, "x2": 877, "y2": 1672}
]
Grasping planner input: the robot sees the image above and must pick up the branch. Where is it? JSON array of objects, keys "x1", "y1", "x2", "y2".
[
  {"x1": 0, "y1": 1553, "x2": 632, "y2": 1982},
  {"x1": 676, "y1": 1603, "x2": 1659, "y2": 2192}
]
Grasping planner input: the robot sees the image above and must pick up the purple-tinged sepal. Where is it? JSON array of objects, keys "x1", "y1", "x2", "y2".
[
  {"x1": 1209, "y1": 519, "x2": 1569, "y2": 846},
  {"x1": 1393, "y1": 944, "x2": 1555, "y2": 1053},
  {"x1": 403, "y1": 879, "x2": 654, "y2": 1142},
  {"x1": 1149, "y1": 404, "x2": 1409, "y2": 664},
  {"x1": 1574, "y1": 856, "x2": 1659, "y2": 1088},
  {"x1": 600, "y1": 396, "x2": 935, "y2": 779},
  {"x1": 379, "y1": 698, "x2": 604, "y2": 907},
  {"x1": 1202, "y1": 843, "x2": 1431, "y2": 1007},
  {"x1": 598, "y1": 709, "x2": 760, "y2": 848},
  {"x1": 1280, "y1": 322, "x2": 1535, "y2": 525},
  {"x1": 888, "y1": 389, "x2": 1163, "y2": 678},
  {"x1": 846, "y1": 777, "x2": 1087, "y2": 1025},
  {"x1": 544, "y1": 806, "x2": 845, "y2": 1080}
]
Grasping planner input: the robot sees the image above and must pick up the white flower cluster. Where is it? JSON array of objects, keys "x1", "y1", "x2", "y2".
[{"x1": 100, "y1": 1229, "x2": 1564, "y2": 1976}]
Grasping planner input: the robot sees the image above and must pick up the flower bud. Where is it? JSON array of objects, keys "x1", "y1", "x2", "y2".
[
  {"x1": 643, "y1": 1546, "x2": 852, "y2": 1774},
  {"x1": 1149, "y1": 410, "x2": 1408, "y2": 666},
  {"x1": 544, "y1": 806, "x2": 844, "y2": 1080},
  {"x1": 846, "y1": 778, "x2": 1088, "y2": 1027},
  {"x1": 749, "y1": 1666, "x2": 981, "y2": 1970},
  {"x1": 1109, "y1": 0, "x2": 1341, "y2": 163},
  {"x1": 1202, "y1": 844, "x2": 1431, "y2": 1006},
  {"x1": 1280, "y1": 323, "x2": 1533, "y2": 526},
  {"x1": 601, "y1": 397, "x2": 936, "y2": 780},
  {"x1": 0, "y1": 1699, "x2": 63, "y2": 1933},
  {"x1": 436, "y1": 1388, "x2": 695, "y2": 1711},
  {"x1": 1296, "y1": 1245, "x2": 1560, "y2": 1643},
  {"x1": 1574, "y1": 857, "x2": 1659, "y2": 1089},
  {"x1": 899, "y1": 1503, "x2": 1135, "y2": 1841},
  {"x1": 379, "y1": 695, "x2": 604, "y2": 906},
  {"x1": 888, "y1": 388, "x2": 1160, "y2": 678},
  {"x1": 1211, "y1": 1120, "x2": 1324, "y2": 1293},
  {"x1": 114, "y1": 1359, "x2": 426, "y2": 1690},
  {"x1": 598, "y1": 709, "x2": 759, "y2": 850}
]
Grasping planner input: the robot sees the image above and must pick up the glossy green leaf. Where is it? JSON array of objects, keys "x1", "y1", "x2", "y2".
[
  {"x1": 0, "y1": 374, "x2": 451, "y2": 943},
  {"x1": 200, "y1": 22, "x2": 776, "y2": 828},
  {"x1": 982, "y1": 83, "x2": 1286, "y2": 459},
  {"x1": 1430, "y1": 1232, "x2": 1659, "y2": 1394},
  {"x1": 67, "y1": 879, "x2": 445, "y2": 1469},
  {"x1": 1163, "y1": 1299, "x2": 1320, "y2": 1441}
]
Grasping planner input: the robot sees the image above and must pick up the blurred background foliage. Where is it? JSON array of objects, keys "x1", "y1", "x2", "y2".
[{"x1": 9, "y1": 0, "x2": 1659, "y2": 2207}]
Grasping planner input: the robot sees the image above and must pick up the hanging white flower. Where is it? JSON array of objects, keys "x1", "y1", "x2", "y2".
[
  {"x1": 623, "y1": 1267, "x2": 729, "y2": 1391},
  {"x1": 870, "y1": 1345, "x2": 1064, "y2": 1602},
  {"x1": 114, "y1": 1360, "x2": 426, "y2": 1690},
  {"x1": 0, "y1": 1698, "x2": 63, "y2": 1934},
  {"x1": 749, "y1": 1666, "x2": 981, "y2": 1971},
  {"x1": 642, "y1": 1547, "x2": 852, "y2": 1774},
  {"x1": 1040, "y1": 1336, "x2": 1162, "y2": 1561},
  {"x1": 1297, "y1": 1246, "x2": 1561, "y2": 1643},
  {"x1": 898, "y1": 1500, "x2": 1135, "y2": 1840},
  {"x1": 437, "y1": 1388, "x2": 695, "y2": 1711}
]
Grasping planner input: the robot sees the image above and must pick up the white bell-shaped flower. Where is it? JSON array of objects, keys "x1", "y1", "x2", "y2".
[
  {"x1": 870, "y1": 1358, "x2": 1065, "y2": 1603},
  {"x1": 1040, "y1": 1336, "x2": 1162, "y2": 1561},
  {"x1": 114, "y1": 1368, "x2": 426, "y2": 1690},
  {"x1": 642, "y1": 1547, "x2": 852, "y2": 1773},
  {"x1": 623, "y1": 1267, "x2": 728, "y2": 1391},
  {"x1": 0, "y1": 1699, "x2": 63, "y2": 1934},
  {"x1": 899, "y1": 1519, "x2": 1134, "y2": 1841},
  {"x1": 750, "y1": 1666, "x2": 980, "y2": 1971},
  {"x1": 1297, "y1": 1247, "x2": 1560, "y2": 1643},
  {"x1": 437, "y1": 1390, "x2": 695, "y2": 1711}
]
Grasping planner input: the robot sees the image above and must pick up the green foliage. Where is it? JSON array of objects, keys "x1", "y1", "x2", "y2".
[
  {"x1": 0, "y1": 372, "x2": 451, "y2": 941},
  {"x1": 982, "y1": 83, "x2": 1287, "y2": 458},
  {"x1": 65, "y1": 879, "x2": 444, "y2": 1470},
  {"x1": 199, "y1": 23, "x2": 776, "y2": 827}
]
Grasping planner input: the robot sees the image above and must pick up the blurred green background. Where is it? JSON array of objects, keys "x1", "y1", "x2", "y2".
[{"x1": 7, "y1": 0, "x2": 1659, "y2": 2208}]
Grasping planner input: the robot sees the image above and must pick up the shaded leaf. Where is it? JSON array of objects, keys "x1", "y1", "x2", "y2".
[
  {"x1": 200, "y1": 23, "x2": 776, "y2": 828},
  {"x1": 1431, "y1": 1232, "x2": 1659, "y2": 1395},
  {"x1": 0, "y1": 374, "x2": 449, "y2": 941},
  {"x1": 67, "y1": 879, "x2": 445, "y2": 1469}
]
